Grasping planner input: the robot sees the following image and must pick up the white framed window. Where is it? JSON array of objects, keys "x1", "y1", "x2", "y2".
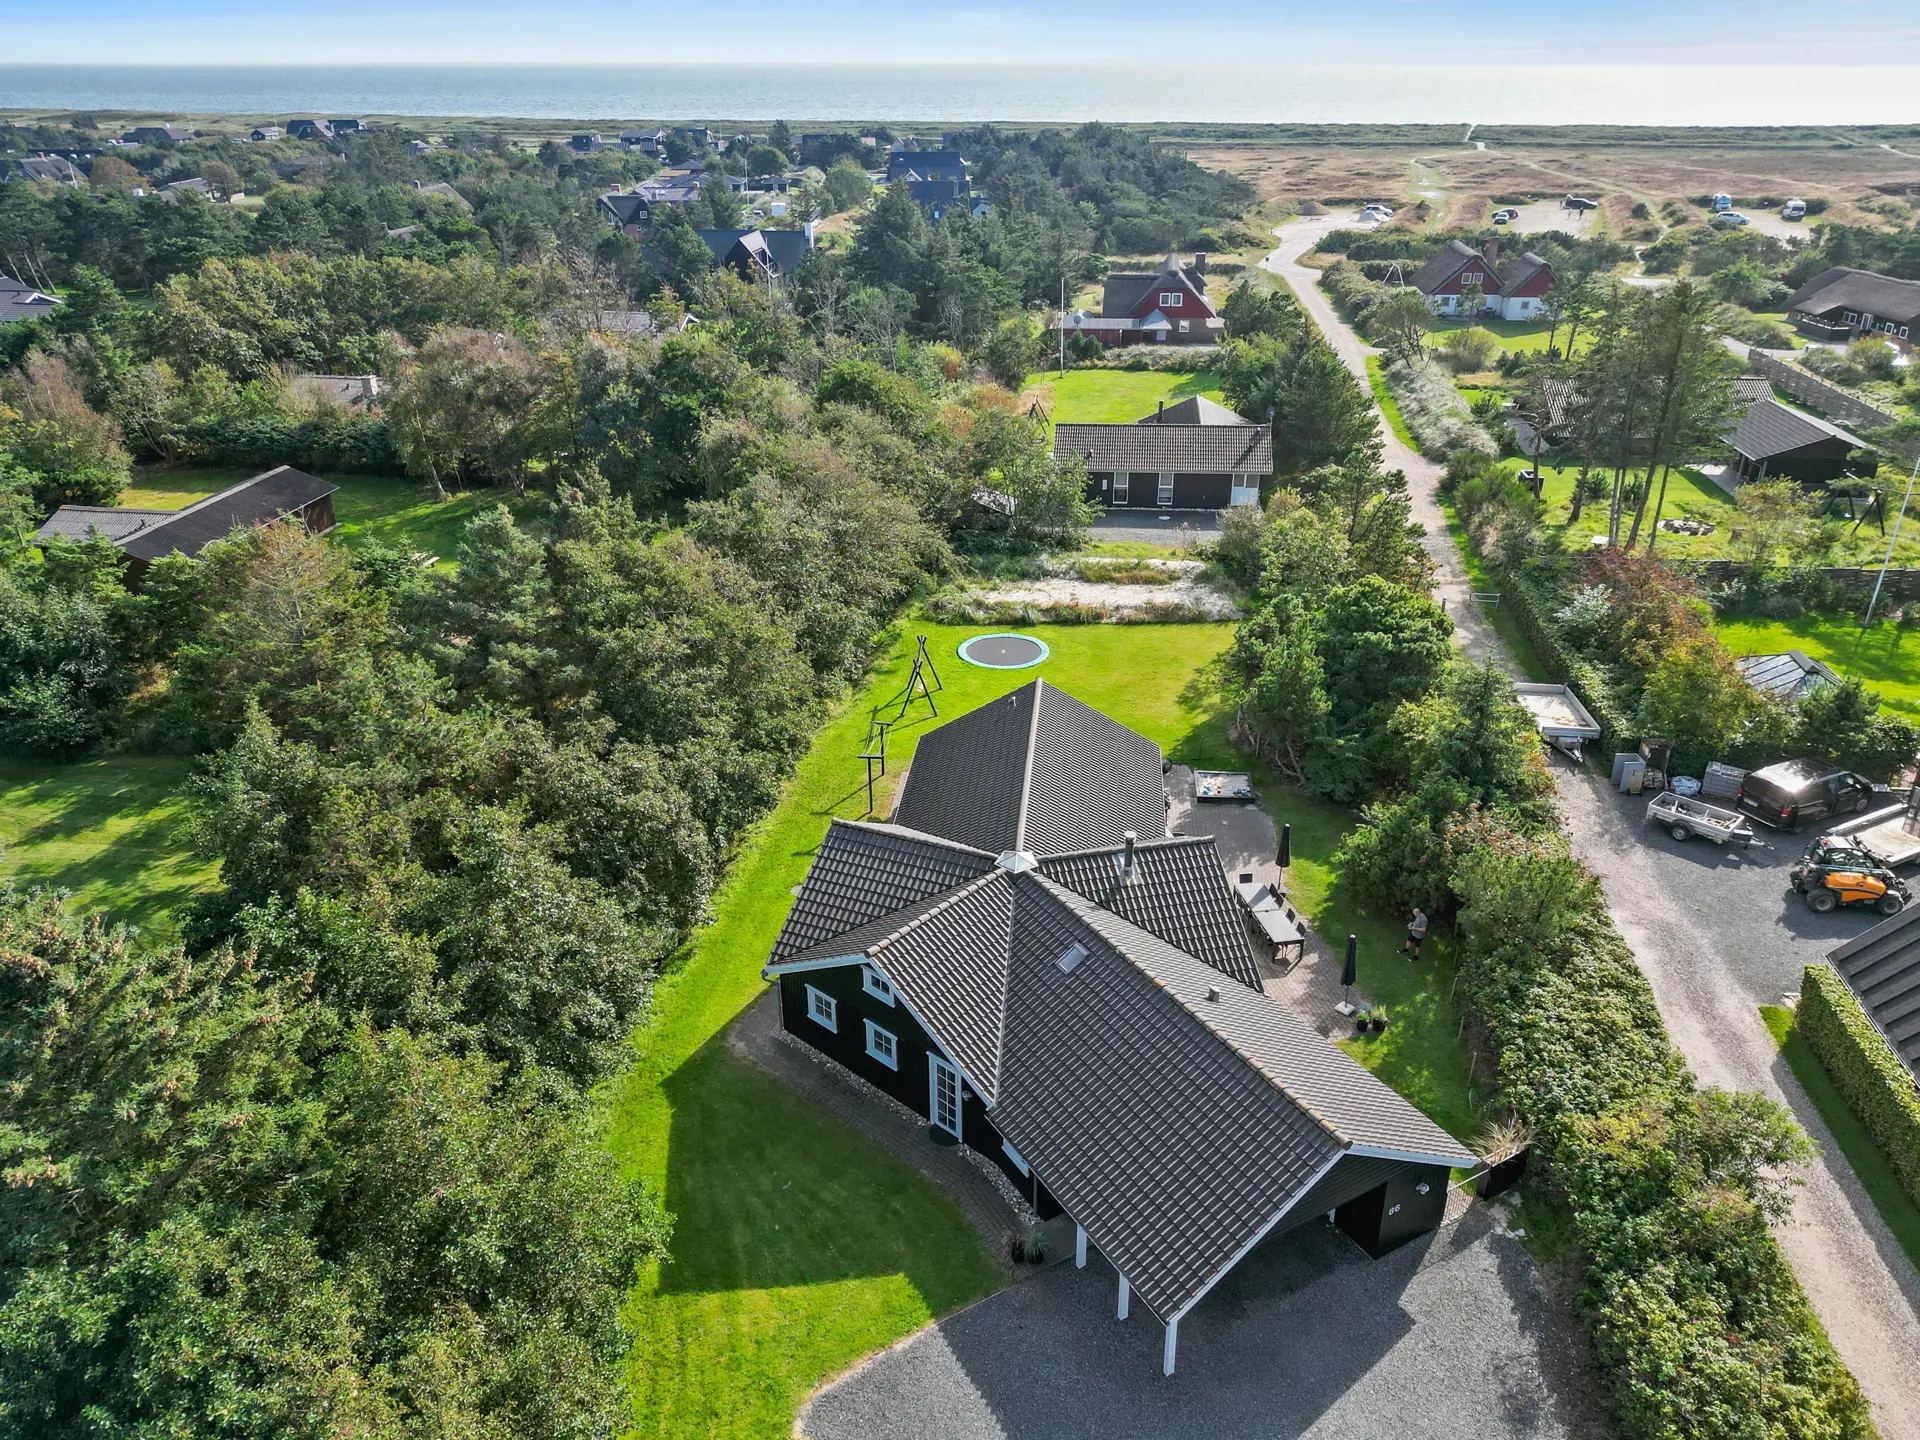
[
  {"x1": 1002, "y1": 1138, "x2": 1030, "y2": 1176},
  {"x1": 1112, "y1": 473, "x2": 1130, "y2": 503},
  {"x1": 929, "y1": 1055, "x2": 962, "y2": 1139},
  {"x1": 861, "y1": 965, "x2": 895, "y2": 1005},
  {"x1": 1845, "y1": 311, "x2": 1858, "y2": 324},
  {"x1": 1157, "y1": 473, "x2": 1174, "y2": 506},
  {"x1": 864, "y1": 1019, "x2": 898, "y2": 1069},
  {"x1": 1902, "y1": 327, "x2": 1910, "y2": 339},
  {"x1": 1158, "y1": 291, "x2": 1183, "y2": 308},
  {"x1": 805, "y1": 984, "x2": 838, "y2": 1033},
  {"x1": 1178, "y1": 319, "x2": 1190, "y2": 333}
]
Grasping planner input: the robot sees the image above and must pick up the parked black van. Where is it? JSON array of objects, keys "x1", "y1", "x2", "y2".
[{"x1": 1735, "y1": 759, "x2": 1882, "y2": 831}]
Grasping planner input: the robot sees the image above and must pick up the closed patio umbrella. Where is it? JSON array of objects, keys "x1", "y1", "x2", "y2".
[
  {"x1": 1278, "y1": 823, "x2": 1291, "y2": 870},
  {"x1": 1341, "y1": 933, "x2": 1357, "y2": 1007}
]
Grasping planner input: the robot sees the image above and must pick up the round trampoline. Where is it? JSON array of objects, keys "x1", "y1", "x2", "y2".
[{"x1": 957, "y1": 632, "x2": 1050, "y2": 670}]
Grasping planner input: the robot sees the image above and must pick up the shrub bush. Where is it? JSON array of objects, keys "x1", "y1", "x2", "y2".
[
  {"x1": 1455, "y1": 849, "x2": 1872, "y2": 1439},
  {"x1": 1799, "y1": 962, "x2": 1920, "y2": 1212},
  {"x1": 1382, "y1": 357, "x2": 1497, "y2": 459}
]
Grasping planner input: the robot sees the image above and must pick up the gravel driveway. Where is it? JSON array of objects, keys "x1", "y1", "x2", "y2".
[{"x1": 800, "y1": 1205, "x2": 1606, "y2": 1440}]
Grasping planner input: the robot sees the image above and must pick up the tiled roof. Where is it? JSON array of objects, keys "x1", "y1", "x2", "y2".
[
  {"x1": 1411, "y1": 239, "x2": 1479, "y2": 295},
  {"x1": 117, "y1": 466, "x2": 337, "y2": 563},
  {"x1": 1732, "y1": 375, "x2": 1773, "y2": 407},
  {"x1": 891, "y1": 679, "x2": 1169, "y2": 857},
  {"x1": 988, "y1": 878, "x2": 1344, "y2": 1321},
  {"x1": 1786, "y1": 266, "x2": 1920, "y2": 326},
  {"x1": 0, "y1": 273, "x2": 60, "y2": 325},
  {"x1": 1730, "y1": 398, "x2": 1865, "y2": 462},
  {"x1": 34, "y1": 505, "x2": 175, "y2": 545},
  {"x1": 769, "y1": 820, "x2": 994, "y2": 963},
  {"x1": 1138, "y1": 395, "x2": 1248, "y2": 426},
  {"x1": 1053, "y1": 422, "x2": 1273, "y2": 474},
  {"x1": 1038, "y1": 835, "x2": 1262, "y2": 989},
  {"x1": 1828, "y1": 910, "x2": 1920, "y2": 1084}
]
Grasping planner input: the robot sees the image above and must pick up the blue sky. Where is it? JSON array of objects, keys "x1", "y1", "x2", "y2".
[{"x1": 9, "y1": 0, "x2": 1920, "y2": 66}]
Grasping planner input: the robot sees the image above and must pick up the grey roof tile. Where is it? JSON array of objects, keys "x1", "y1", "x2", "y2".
[
  {"x1": 1786, "y1": 266, "x2": 1920, "y2": 326},
  {"x1": 1828, "y1": 909, "x2": 1920, "y2": 1084},
  {"x1": 112, "y1": 466, "x2": 336, "y2": 563},
  {"x1": 1038, "y1": 835, "x2": 1261, "y2": 989},
  {"x1": 1137, "y1": 395, "x2": 1248, "y2": 426},
  {"x1": 1053, "y1": 422, "x2": 1272, "y2": 474},
  {"x1": 1730, "y1": 398, "x2": 1865, "y2": 462},
  {"x1": 34, "y1": 505, "x2": 175, "y2": 544},
  {"x1": 891, "y1": 686, "x2": 1036, "y2": 853},
  {"x1": 769, "y1": 820, "x2": 994, "y2": 963},
  {"x1": 990, "y1": 877, "x2": 1344, "y2": 1320}
]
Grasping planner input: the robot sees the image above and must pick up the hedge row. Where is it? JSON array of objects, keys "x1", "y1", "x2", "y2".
[
  {"x1": 1455, "y1": 853, "x2": 1874, "y2": 1438},
  {"x1": 1798, "y1": 962, "x2": 1920, "y2": 1212},
  {"x1": 184, "y1": 413, "x2": 399, "y2": 474}
]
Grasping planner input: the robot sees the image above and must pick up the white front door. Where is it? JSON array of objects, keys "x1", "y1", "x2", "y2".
[{"x1": 928, "y1": 1055, "x2": 962, "y2": 1140}]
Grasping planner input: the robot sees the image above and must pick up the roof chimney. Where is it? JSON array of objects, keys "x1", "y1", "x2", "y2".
[
  {"x1": 1120, "y1": 829, "x2": 1138, "y2": 882},
  {"x1": 1156, "y1": 399, "x2": 1165, "y2": 422},
  {"x1": 1194, "y1": 252, "x2": 1208, "y2": 276},
  {"x1": 1483, "y1": 237, "x2": 1500, "y2": 266},
  {"x1": 1206, "y1": 985, "x2": 1221, "y2": 1002}
]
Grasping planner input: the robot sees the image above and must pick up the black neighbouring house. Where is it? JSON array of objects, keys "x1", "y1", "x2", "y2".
[
  {"x1": 1728, "y1": 398, "x2": 1868, "y2": 487},
  {"x1": 34, "y1": 465, "x2": 338, "y2": 587},
  {"x1": 1055, "y1": 397, "x2": 1271, "y2": 513},
  {"x1": 764, "y1": 680, "x2": 1474, "y2": 1374}
]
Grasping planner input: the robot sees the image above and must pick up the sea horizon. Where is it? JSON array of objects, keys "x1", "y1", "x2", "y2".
[{"x1": 4, "y1": 62, "x2": 1920, "y2": 128}]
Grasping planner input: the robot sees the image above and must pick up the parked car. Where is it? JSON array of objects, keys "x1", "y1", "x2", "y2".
[
  {"x1": 1782, "y1": 198, "x2": 1807, "y2": 220},
  {"x1": 1710, "y1": 192, "x2": 1733, "y2": 213},
  {"x1": 1735, "y1": 759, "x2": 1885, "y2": 831},
  {"x1": 1492, "y1": 208, "x2": 1518, "y2": 224},
  {"x1": 1362, "y1": 203, "x2": 1394, "y2": 219},
  {"x1": 1712, "y1": 211, "x2": 1751, "y2": 228},
  {"x1": 1563, "y1": 195, "x2": 1599, "y2": 211}
]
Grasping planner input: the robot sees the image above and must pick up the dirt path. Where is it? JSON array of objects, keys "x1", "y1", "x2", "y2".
[
  {"x1": 1263, "y1": 214, "x2": 1920, "y2": 1435},
  {"x1": 1260, "y1": 214, "x2": 1511, "y2": 673}
]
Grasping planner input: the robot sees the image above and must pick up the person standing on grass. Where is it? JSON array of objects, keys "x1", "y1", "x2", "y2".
[{"x1": 1403, "y1": 907, "x2": 1428, "y2": 960}]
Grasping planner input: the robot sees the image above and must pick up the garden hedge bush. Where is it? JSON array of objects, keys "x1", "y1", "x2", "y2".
[
  {"x1": 1455, "y1": 849, "x2": 1873, "y2": 1439},
  {"x1": 1491, "y1": 561, "x2": 1640, "y2": 753},
  {"x1": 1798, "y1": 962, "x2": 1920, "y2": 1212},
  {"x1": 185, "y1": 413, "x2": 397, "y2": 473}
]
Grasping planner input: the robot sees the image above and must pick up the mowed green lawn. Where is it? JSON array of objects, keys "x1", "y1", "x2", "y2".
[
  {"x1": 1715, "y1": 615, "x2": 1920, "y2": 717},
  {"x1": 1528, "y1": 463, "x2": 1920, "y2": 569},
  {"x1": 1020, "y1": 367, "x2": 1224, "y2": 427},
  {"x1": 0, "y1": 757, "x2": 216, "y2": 946},
  {"x1": 121, "y1": 468, "x2": 540, "y2": 567},
  {"x1": 613, "y1": 617, "x2": 1479, "y2": 1436}
]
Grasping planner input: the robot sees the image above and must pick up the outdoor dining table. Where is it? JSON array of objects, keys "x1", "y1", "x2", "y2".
[{"x1": 1235, "y1": 879, "x2": 1307, "y2": 969}]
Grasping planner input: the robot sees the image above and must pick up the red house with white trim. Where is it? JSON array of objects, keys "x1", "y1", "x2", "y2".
[
  {"x1": 1411, "y1": 239, "x2": 1552, "y2": 321},
  {"x1": 1058, "y1": 254, "x2": 1223, "y2": 347}
]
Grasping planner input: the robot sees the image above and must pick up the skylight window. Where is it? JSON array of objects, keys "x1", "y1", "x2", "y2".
[{"x1": 1056, "y1": 942, "x2": 1088, "y2": 974}]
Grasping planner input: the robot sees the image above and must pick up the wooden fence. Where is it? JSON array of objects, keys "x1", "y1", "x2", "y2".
[{"x1": 1746, "y1": 351, "x2": 1897, "y2": 432}]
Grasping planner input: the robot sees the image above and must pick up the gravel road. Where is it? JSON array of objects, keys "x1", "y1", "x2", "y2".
[{"x1": 1261, "y1": 214, "x2": 1920, "y2": 1434}]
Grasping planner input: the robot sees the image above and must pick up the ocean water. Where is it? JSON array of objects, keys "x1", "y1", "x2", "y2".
[{"x1": 3, "y1": 63, "x2": 1920, "y2": 127}]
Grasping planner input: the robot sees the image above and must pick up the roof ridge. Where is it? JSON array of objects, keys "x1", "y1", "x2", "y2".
[
  {"x1": 1037, "y1": 833, "x2": 1212, "y2": 862},
  {"x1": 1024, "y1": 874, "x2": 1350, "y2": 1146},
  {"x1": 1012, "y1": 678, "x2": 1043, "y2": 850}
]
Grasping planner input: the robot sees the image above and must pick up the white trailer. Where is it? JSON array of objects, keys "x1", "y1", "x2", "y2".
[{"x1": 1513, "y1": 683, "x2": 1602, "y2": 760}]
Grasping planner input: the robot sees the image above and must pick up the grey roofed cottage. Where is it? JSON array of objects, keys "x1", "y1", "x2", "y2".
[
  {"x1": 34, "y1": 466, "x2": 338, "y2": 586},
  {"x1": 1826, "y1": 909, "x2": 1920, "y2": 1084},
  {"x1": 14, "y1": 154, "x2": 83, "y2": 184},
  {"x1": 764, "y1": 680, "x2": 1474, "y2": 1374},
  {"x1": 0, "y1": 274, "x2": 61, "y2": 325},
  {"x1": 694, "y1": 227, "x2": 813, "y2": 283},
  {"x1": 1055, "y1": 403, "x2": 1271, "y2": 512},
  {"x1": 1785, "y1": 266, "x2": 1920, "y2": 350},
  {"x1": 288, "y1": 373, "x2": 380, "y2": 412},
  {"x1": 122, "y1": 124, "x2": 193, "y2": 144},
  {"x1": 1728, "y1": 398, "x2": 1867, "y2": 486}
]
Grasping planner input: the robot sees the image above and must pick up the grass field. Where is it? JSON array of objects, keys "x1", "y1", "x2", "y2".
[
  {"x1": 1714, "y1": 615, "x2": 1920, "y2": 717},
  {"x1": 1761, "y1": 1005, "x2": 1920, "y2": 1278},
  {"x1": 1365, "y1": 356, "x2": 1418, "y2": 449},
  {"x1": 120, "y1": 468, "x2": 542, "y2": 567},
  {"x1": 0, "y1": 757, "x2": 215, "y2": 945},
  {"x1": 611, "y1": 617, "x2": 1477, "y2": 1435},
  {"x1": 1528, "y1": 463, "x2": 1920, "y2": 569},
  {"x1": 1020, "y1": 367, "x2": 1224, "y2": 427}
]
